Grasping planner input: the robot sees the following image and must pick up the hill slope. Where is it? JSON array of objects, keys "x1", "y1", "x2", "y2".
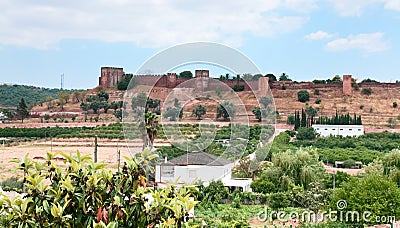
[{"x1": 0, "y1": 84, "x2": 71, "y2": 108}]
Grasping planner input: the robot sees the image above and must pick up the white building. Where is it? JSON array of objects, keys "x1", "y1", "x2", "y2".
[
  {"x1": 154, "y1": 151, "x2": 252, "y2": 192},
  {"x1": 312, "y1": 125, "x2": 364, "y2": 137}
]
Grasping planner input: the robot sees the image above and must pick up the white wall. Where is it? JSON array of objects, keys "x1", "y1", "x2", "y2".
[
  {"x1": 155, "y1": 163, "x2": 233, "y2": 185},
  {"x1": 312, "y1": 125, "x2": 364, "y2": 137}
]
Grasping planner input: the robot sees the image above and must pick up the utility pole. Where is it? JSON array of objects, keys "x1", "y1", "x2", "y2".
[
  {"x1": 94, "y1": 135, "x2": 98, "y2": 163},
  {"x1": 117, "y1": 149, "x2": 121, "y2": 173},
  {"x1": 61, "y1": 73, "x2": 64, "y2": 90}
]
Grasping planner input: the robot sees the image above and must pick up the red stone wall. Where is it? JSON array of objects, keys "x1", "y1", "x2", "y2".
[
  {"x1": 343, "y1": 75, "x2": 353, "y2": 96},
  {"x1": 99, "y1": 67, "x2": 124, "y2": 88}
]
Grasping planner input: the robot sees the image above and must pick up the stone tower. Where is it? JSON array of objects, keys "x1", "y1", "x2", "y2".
[
  {"x1": 258, "y1": 76, "x2": 270, "y2": 97},
  {"x1": 343, "y1": 75, "x2": 353, "y2": 96},
  {"x1": 166, "y1": 73, "x2": 177, "y2": 88},
  {"x1": 99, "y1": 67, "x2": 124, "y2": 88}
]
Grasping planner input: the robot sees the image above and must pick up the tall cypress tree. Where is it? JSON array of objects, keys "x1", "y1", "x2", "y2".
[
  {"x1": 294, "y1": 110, "x2": 300, "y2": 130},
  {"x1": 16, "y1": 98, "x2": 29, "y2": 123},
  {"x1": 301, "y1": 108, "x2": 307, "y2": 128}
]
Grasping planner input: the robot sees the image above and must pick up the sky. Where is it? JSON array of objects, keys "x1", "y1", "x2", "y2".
[{"x1": 0, "y1": 0, "x2": 399, "y2": 89}]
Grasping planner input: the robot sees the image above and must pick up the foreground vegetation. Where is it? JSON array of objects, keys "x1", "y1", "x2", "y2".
[{"x1": 0, "y1": 150, "x2": 197, "y2": 227}]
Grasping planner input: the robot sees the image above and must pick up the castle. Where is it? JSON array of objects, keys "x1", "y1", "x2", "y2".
[
  {"x1": 99, "y1": 67, "x2": 125, "y2": 88},
  {"x1": 99, "y1": 67, "x2": 269, "y2": 95},
  {"x1": 99, "y1": 66, "x2": 377, "y2": 98}
]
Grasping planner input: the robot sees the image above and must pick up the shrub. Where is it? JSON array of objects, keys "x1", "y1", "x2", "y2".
[
  {"x1": 360, "y1": 105, "x2": 364, "y2": 109},
  {"x1": 343, "y1": 159, "x2": 356, "y2": 168},
  {"x1": 314, "y1": 89, "x2": 320, "y2": 95},
  {"x1": 394, "y1": 102, "x2": 398, "y2": 108},
  {"x1": 0, "y1": 177, "x2": 23, "y2": 192},
  {"x1": 233, "y1": 84, "x2": 244, "y2": 92},
  {"x1": 315, "y1": 99, "x2": 321, "y2": 104},
  {"x1": 297, "y1": 90, "x2": 310, "y2": 103},
  {"x1": 361, "y1": 87, "x2": 372, "y2": 95},
  {"x1": 296, "y1": 127, "x2": 317, "y2": 140}
]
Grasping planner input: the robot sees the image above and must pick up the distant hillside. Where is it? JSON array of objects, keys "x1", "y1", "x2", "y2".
[{"x1": 0, "y1": 84, "x2": 70, "y2": 108}]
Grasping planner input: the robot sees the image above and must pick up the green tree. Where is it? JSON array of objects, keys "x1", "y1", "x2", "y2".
[
  {"x1": 216, "y1": 101, "x2": 235, "y2": 121},
  {"x1": 90, "y1": 100, "x2": 103, "y2": 114},
  {"x1": 297, "y1": 90, "x2": 310, "y2": 103},
  {"x1": 265, "y1": 73, "x2": 277, "y2": 82},
  {"x1": 131, "y1": 93, "x2": 147, "y2": 110},
  {"x1": 301, "y1": 108, "x2": 307, "y2": 127},
  {"x1": 327, "y1": 75, "x2": 342, "y2": 84},
  {"x1": 252, "y1": 107, "x2": 262, "y2": 122},
  {"x1": 163, "y1": 107, "x2": 180, "y2": 121},
  {"x1": 269, "y1": 192, "x2": 290, "y2": 210},
  {"x1": 329, "y1": 174, "x2": 400, "y2": 225},
  {"x1": 259, "y1": 96, "x2": 272, "y2": 108},
  {"x1": 117, "y1": 74, "x2": 134, "y2": 90},
  {"x1": 192, "y1": 105, "x2": 207, "y2": 120},
  {"x1": 97, "y1": 90, "x2": 109, "y2": 101},
  {"x1": 361, "y1": 87, "x2": 372, "y2": 95},
  {"x1": 279, "y1": 73, "x2": 291, "y2": 81},
  {"x1": 57, "y1": 91, "x2": 69, "y2": 111},
  {"x1": 296, "y1": 127, "x2": 317, "y2": 140},
  {"x1": 178, "y1": 70, "x2": 193, "y2": 78},
  {"x1": 16, "y1": 98, "x2": 29, "y2": 123},
  {"x1": 287, "y1": 114, "x2": 295, "y2": 125}
]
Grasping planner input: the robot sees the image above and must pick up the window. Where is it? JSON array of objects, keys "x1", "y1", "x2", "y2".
[
  {"x1": 340, "y1": 129, "x2": 343, "y2": 131},
  {"x1": 358, "y1": 129, "x2": 361, "y2": 131},
  {"x1": 189, "y1": 170, "x2": 197, "y2": 178},
  {"x1": 162, "y1": 166, "x2": 174, "y2": 177},
  {"x1": 349, "y1": 129, "x2": 352, "y2": 131}
]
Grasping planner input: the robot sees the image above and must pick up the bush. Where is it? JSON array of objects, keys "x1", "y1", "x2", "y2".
[
  {"x1": 315, "y1": 99, "x2": 321, "y2": 104},
  {"x1": 361, "y1": 87, "x2": 372, "y2": 95},
  {"x1": 394, "y1": 102, "x2": 398, "y2": 108},
  {"x1": 314, "y1": 89, "x2": 320, "y2": 95},
  {"x1": 0, "y1": 177, "x2": 23, "y2": 192},
  {"x1": 296, "y1": 127, "x2": 317, "y2": 140},
  {"x1": 233, "y1": 84, "x2": 244, "y2": 92},
  {"x1": 343, "y1": 159, "x2": 356, "y2": 168},
  {"x1": 297, "y1": 90, "x2": 310, "y2": 103},
  {"x1": 360, "y1": 105, "x2": 364, "y2": 109}
]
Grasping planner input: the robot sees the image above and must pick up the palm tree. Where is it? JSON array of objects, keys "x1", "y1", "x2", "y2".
[{"x1": 142, "y1": 112, "x2": 159, "y2": 150}]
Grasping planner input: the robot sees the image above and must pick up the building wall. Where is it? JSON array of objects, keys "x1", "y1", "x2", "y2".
[
  {"x1": 155, "y1": 164, "x2": 233, "y2": 184},
  {"x1": 312, "y1": 125, "x2": 364, "y2": 137}
]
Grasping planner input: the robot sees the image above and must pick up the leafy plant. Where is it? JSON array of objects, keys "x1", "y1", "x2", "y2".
[{"x1": 0, "y1": 151, "x2": 198, "y2": 227}]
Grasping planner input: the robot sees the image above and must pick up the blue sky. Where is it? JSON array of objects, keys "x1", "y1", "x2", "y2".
[{"x1": 0, "y1": 0, "x2": 399, "y2": 89}]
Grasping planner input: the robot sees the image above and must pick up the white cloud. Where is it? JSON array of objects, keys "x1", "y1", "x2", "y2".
[
  {"x1": 329, "y1": 0, "x2": 379, "y2": 16},
  {"x1": 383, "y1": 0, "x2": 400, "y2": 11},
  {"x1": 325, "y1": 33, "x2": 389, "y2": 53},
  {"x1": 284, "y1": 0, "x2": 319, "y2": 13},
  {"x1": 329, "y1": 0, "x2": 400, "y2": 16},
  {"x1": 0, "y1": 0, "x2": 309, "y2": 49},
  {"x1": 305, "y1": 30, "x2": 334, "y2": 40}
]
